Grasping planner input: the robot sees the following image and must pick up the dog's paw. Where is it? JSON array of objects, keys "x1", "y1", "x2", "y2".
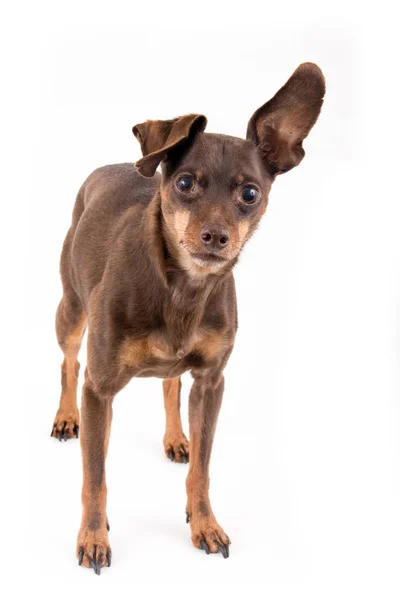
[
  {"x1": 163, "y1": 433, "x2": 189, "y2": 463},
  {"x1": 190, "y1": 516, "x2": 231, "y2": 558},
  {"x1": 77, "y1": 527, "x2": 111, "y2": 575},
  {"x1": 50, "y1": 408, "x2": 79, "y2": 441}
]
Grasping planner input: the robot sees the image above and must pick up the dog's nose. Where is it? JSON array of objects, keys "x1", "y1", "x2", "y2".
[{"x1": 200, "y1": 226, "x2": 230, "y2": 250}]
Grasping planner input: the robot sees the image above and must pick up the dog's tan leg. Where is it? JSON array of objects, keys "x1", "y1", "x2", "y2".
[
  {"x1": 163, "y1": 377, "x2": 189, "y2": 463},
  {"x1": 51, "y1": 296, "x2": 87, "y2": 440},
  {"x1": 76, "y1": 375, "x2": 112, "y2": 574},
  {"x1": 185, "y1": 372, "x2": 230, "y2": 558}
]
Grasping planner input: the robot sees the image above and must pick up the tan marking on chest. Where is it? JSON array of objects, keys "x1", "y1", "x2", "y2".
[
  {"x1": 119, "y1": 335, "x2": 173, "y2": 368},
  {"x1": 192, "y1": 330, "x2": 229, "y2": 361},
  {"x1": 119, "y1": 338, "x2": 150, "y2": 367},
  {"x1": 119, "y1": 328, "x2": 229, "y2": 368}
]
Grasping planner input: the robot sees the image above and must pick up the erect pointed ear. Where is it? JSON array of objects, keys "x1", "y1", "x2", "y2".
[
  {"x1": 132, "y1": 114, "x2": 207, "y2": 177},
  {"x1": 247, "y1": 63, "x2": 325, "y2": 176}
]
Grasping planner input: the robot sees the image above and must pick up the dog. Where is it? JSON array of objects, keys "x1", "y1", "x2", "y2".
[{"x1": 51, "y1": 63, "x2": 325, "y2": 574}]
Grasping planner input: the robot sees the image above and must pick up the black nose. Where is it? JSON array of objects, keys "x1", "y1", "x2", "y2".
[{"x1": 200, "y1": 226, "x2": 230, "y2": 250}]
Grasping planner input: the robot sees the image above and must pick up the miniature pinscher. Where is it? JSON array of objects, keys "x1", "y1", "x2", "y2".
[{"x1": 51, "y1": 63, "x2": 325, "y2": 574}]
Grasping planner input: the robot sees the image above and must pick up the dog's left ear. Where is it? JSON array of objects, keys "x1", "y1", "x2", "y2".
[
  {"x1": 247, "y1": 63, "x2": 325, "y2": 176},
  {"x1": 133, "y1": 114, "x2": 207, "y2": 177}
]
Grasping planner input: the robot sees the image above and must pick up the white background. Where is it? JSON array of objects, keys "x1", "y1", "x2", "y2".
[{"x1": 3, "y1": 1, "x2": 400, "y2": 598}]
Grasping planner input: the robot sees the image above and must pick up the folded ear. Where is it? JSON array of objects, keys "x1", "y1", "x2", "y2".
[
  {"x1": 247, "y1": 63, "x2": 325, "y2": 176},
  {"x1": 132, "y1": 114, "x2": 207, "y2": 177}
]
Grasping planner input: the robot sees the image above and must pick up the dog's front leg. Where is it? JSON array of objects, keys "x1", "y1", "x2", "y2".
[
  {"x1": 186, "y1": 369, "x2": 231, "y2": 558},
  {"x1": 76, "y1": 376, "x2": 112, "y2": 574}
]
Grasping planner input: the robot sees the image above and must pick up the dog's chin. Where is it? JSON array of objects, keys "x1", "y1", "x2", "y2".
[
  {"x1": 189, "y1": 252, "x2": 228, "y2": 270},
  {"x1": 178, "y1": 243, "x2": 235, "y2": 275}
]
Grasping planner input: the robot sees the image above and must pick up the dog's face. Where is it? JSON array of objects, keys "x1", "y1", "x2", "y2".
[
  {"x1": 159, "y1": 133, "x2": 272, "y2": 272},
  {"x1": 133, "y1": 63, "x2": 325, "y2": 275}
]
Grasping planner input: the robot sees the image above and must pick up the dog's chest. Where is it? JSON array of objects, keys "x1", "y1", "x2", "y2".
[
  {"x1": 118, "y1": 279, "x2": 231, "y2": 376},
  {"x1": 119, "y1": 327, "x2": 226, "y2": 377}
]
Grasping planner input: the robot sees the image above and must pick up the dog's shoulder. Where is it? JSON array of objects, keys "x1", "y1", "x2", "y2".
[{"x1": 82, "y1": 163, "x2": 161, "y2": 207}]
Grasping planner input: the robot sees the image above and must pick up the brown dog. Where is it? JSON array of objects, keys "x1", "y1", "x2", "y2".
[{"x1": 51, "y1": 63, "x2": 325, "y2": 574}]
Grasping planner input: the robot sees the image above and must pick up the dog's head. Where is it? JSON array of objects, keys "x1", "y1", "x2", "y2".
[{"x1": 133, "y1": 63, "x2": 325, "y2": 275}]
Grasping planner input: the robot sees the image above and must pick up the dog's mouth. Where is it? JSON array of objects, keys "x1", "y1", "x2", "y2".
[
  {"x1": 179, "y1": 242, "x2": 232, "y2": 270},
  {"x1": 189, "y1": 252, "x2": 227, "y2": 264}
]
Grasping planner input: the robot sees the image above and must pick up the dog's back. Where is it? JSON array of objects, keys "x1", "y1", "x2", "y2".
[{"x1": 63, "y1": 163, "x2": 159, "y2": 308}]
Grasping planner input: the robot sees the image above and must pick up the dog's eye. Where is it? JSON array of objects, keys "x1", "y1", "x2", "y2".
[
  {"x1": 241, "y1": 186, "x2": 259, "y2": 203},
  {"x1": 176, "y1": 175, "x2": 195, "y2": 192}
]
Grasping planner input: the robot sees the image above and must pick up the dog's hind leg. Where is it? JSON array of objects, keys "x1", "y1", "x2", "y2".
[
  {"x1": 51, "y1": 230, "x2": 87, "y2": 441},
  {"x1": 162, "y1": 377, "x2": 189, "y2": 463}
]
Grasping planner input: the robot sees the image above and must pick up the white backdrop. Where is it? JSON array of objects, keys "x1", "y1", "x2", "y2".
[{"x1": 5, "y1": 1, "x2": 400, "y2": 598}]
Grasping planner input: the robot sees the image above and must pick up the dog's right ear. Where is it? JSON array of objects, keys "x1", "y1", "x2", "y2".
[{"x1": 132, "y1": 114, "x2": 207, "y2": 177}]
